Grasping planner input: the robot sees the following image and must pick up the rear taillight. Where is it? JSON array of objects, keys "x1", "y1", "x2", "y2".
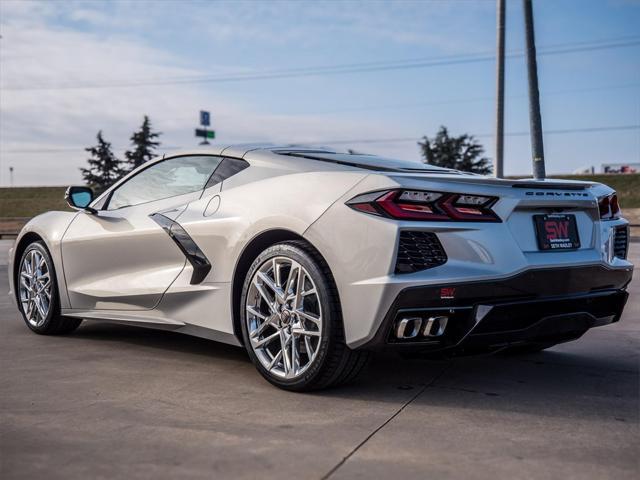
[
  {"x1": 347, "y1": 189, "x2": 501, "y2": 222},
  {"x1": 599, "y1": 193, "x2": 620, "y2": 220}
]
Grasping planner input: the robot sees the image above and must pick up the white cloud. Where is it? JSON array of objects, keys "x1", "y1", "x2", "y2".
[{"x1": 0, "y1": 1, "x2": 412, "y2": 185}]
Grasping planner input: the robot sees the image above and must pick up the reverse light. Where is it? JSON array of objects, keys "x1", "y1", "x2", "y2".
[
  {"x1": 599, "y1": 193, "x2": 620, "y2": 220},
  {"x1": 347, "y1": 189, "x2": 501, "y2": 222}
]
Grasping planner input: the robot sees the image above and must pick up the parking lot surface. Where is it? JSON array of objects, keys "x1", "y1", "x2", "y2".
[{"x1": 1, "y1": 241, "x2": 638, "y2": 479}]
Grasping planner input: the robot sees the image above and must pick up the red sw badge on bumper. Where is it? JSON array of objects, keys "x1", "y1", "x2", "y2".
[{"x1": 440, "y1": 287, "x2": 456, "y2": 299}]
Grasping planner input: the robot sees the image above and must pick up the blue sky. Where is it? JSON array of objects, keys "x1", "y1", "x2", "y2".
[{"x1": 0, "y1": 0, "x2": 639, "y2": 185}]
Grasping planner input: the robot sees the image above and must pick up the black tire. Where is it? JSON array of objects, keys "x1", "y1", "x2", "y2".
[
  {"x1": 240, "y1": 241, "x2": 370, "y2": 391},
  {"x1": 17, "y1": 241, "x2": 82, "y2": 335}
]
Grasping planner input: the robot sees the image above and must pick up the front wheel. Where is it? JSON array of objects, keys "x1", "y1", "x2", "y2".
[
  {"x1": 17, "y1": 241, "x2": 82, "y2": 335},
  {"x1": 240, "y1": 241, "x2": 370, "y2": 391}
]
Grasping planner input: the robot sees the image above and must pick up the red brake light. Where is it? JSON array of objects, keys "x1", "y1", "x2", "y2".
[
  {"x1": 377, "y1": 191, "x2": 450, "y2": 220},
  {"x1": 347, "y1": 189, "x2": 501, "y2": 222},
  {"x1": 610, "y1": 194, "x2": 620, "y2": 216},
  {"x1": 599, "y1": 193, "x2": 620, "y2": 220}
]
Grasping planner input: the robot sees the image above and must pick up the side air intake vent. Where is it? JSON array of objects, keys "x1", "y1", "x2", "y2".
[
  {"x1": 395, "y1": 231, "x2": 447, "y2": 274},
  {"x1": 613, "y1": 225, "x2": 629, "y2": 259}
]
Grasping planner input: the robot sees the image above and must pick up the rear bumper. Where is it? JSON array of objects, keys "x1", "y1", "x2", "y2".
[{"x1": 360, "y1": 264, "x2": 632, "y2": 353}]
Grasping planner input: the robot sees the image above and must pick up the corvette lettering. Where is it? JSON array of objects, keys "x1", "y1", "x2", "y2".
[{"x1": 525, "y1": 191, "x2": 589, "y2": 197}]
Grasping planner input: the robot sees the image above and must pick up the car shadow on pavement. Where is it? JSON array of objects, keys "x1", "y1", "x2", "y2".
[
  {"x1": 71, "y1": 321, "x2": 638, "y2": 422},
  {"x1": 327, "y1": 345, "x2": 638, "y2": 422},
  {"x1": 73, "y1": 321, "x2": 248, "y2": 362}
]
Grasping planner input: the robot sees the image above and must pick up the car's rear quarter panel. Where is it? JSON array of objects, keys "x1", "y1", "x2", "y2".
[{"x1": 154, "y1": 167, "x2": 368, "y2": 337}]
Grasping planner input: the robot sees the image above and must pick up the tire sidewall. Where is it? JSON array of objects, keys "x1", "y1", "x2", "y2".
[
  {"x1": 17, "y1": 242, "x2": 60, "y2": 333},
  {"x1": 240, "y1": 243, "x2": 336, "y2": 390}
]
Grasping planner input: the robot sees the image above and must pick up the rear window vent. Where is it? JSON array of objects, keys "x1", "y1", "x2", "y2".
[
  {"x1": 396, "y1": 231, "x2": 447, "y2": 274},
  {"x1": 613, "y1": 225, "x2": 629, "y2": 259}
]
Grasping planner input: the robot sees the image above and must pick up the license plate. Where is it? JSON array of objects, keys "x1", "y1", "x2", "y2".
[{"x1": 533, "y1": 214, "x2": 580, "y2": 251}]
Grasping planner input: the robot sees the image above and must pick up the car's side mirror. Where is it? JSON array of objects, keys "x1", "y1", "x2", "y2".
[{"x1": 65, "y1": 186, "x2": 97, "y2": 214}]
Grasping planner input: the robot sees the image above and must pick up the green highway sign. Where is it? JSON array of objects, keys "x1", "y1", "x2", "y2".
[{"x1": 195, "y1": 128, "x2": 215, "y2": 139}]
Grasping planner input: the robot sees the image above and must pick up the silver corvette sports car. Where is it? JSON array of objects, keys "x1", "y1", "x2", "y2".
[{"x1": 8, "y1": 145, "x2": 634, "y2": 390}]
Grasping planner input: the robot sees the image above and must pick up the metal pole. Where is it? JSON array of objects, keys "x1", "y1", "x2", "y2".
[
  {"x1": 523, "y1": 0, "x2": 546, "y2": 179},
  {"x1": 494, "y1": 0, "x2": 505, "y2": 178}
]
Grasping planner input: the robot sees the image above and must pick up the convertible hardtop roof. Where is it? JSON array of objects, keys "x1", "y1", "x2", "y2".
[
  {"x1": 167, "y1": 143, "x2": 463, "y2": 174},
  {"x1": 254, "y1": 144, "x2": 463, "y2": 174},
  {"x1": 162, "y1": 144, "x2": 596, "y2": 188}
]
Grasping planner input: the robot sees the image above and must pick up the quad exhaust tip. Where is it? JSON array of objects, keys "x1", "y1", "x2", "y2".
[{"x1": 395, "y1": 316, "x2": 449, "y2": 339}]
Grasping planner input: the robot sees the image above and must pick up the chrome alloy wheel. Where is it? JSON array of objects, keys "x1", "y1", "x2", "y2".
[
  {"x1": 19, "y1": 249, "x2": 53, "y2": 328},
  {"x1": 245, "y1": 256, "x2": 323, "y2": 379}
]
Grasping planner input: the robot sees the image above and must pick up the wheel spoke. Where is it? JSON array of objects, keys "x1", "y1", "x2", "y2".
[
  {"x1": 254, "y1": 283, "x2": 278, "y2": 314},
  {"x1": 37, "y1": 253, "x2": 45, "y2": 271},
  {"x1": 34, "y1": 295, "x2": 47, "y2": 319},
  {"x1": 250, "y1": 315, "x2": 275, "y2": 339},
  {"x1": 304, "y1": 336, "x2": 313, "y2": 357},
  {"x1": 296, "y1": 310, "x2": 321, "y2": 327},
  {"x1": 31, "y1": 252, "x2": 40, "y2": 274},
  {"x1": 285, "y1": 264, "x2": 301, "y2": 301},
  {"x1": 272, "y1": 258, "x2": 282, "y2": 289},
  {"x1": 292, "y1": 327, "x2": 321, "y2": 337},
  {"x1": 40, "y1": 279, "x2": 51, "y2": 293},
  {"x1": 24, "y1": 255, "x2": 32, "y2": 275},
  {"x1": 280, "y1": 330, "x2": 292, "y2": 375},
  {"x1": 25, "y1": 299, "x2": 33, "y2": 318},
  {"x1": 267, "y1": 350, "x2": 282, "y2": 370},
  {"x1": 253, "y1": 330, "x2": 280, "y2": 348},
  {"x1": 293, "y1": 270, "x2": 305, "y2": 310},
  {"x1": 246, "y1": 305, "x2": 267, "y2": 320},
  {"x1": 28, "y1": 299, "x2": 38, "y2": 322},
  {"x1": 257, "y1": 271, "x2": 284, "y2": 302},
  {"x1": 290, "y1": 334, "x2": 299, "y2": 375}
]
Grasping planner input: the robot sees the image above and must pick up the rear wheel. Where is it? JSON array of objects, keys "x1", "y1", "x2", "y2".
[
  {"x1": 17, "y1": 241, "x2": 81, "y2": 335},
  {"x1": 240, "y1": 241, "x2": 370, "y2": 391}
]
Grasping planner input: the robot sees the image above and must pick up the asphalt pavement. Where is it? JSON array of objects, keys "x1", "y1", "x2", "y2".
[{"x1": 1, "y1": 240, "x2": 638, "y2": 480}]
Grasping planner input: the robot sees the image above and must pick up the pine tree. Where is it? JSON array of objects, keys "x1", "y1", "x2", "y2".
[
  {"x1": 418, "y1": 126, "x2": 492, "y2": 175},
  {"x1": 124, "y1": 115, "x2": 161, "y2": 172},
  {"x1": 80, "y1": 131, "x2": 124, "y2": 193}
]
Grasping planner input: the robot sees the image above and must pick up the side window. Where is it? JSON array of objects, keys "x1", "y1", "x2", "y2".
[
  {"x1": 205, "y1": 158, "x2": 249, "y2": 189},
  {"x1": 108, "y1": 155, "x2": 222, "y2": 210}
]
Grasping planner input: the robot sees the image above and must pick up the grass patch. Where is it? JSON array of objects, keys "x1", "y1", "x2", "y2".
[
  {"x1": 547, "y1": 174, "x2": 640, "y2": 208},
  {"x1": 0, "y1": 174, "x2": 638, "y2": 217},
  {"x1": 0, "y1": 187, "x2": 70, "y2": 218}
]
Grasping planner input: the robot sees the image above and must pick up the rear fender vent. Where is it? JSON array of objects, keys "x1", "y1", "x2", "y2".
[
  {"x1": 613, "y1": 225, "x2": 629, "y2": 260},
  {"x1": 395, "y1": 231, "x2": 447, "y2": 274}
]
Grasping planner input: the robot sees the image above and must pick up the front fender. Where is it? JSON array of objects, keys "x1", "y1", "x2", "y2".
[{"x1": 9, "y1": 211, "x2": 78, "y2": 309}]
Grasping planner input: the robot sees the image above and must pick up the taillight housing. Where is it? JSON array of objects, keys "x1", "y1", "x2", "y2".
[
  {"x1": 598, "y1": 193, "x2": 620, "y2": 220},
  {"x1": 347, "y1": 189, "x2": 501, "y2": 222}
]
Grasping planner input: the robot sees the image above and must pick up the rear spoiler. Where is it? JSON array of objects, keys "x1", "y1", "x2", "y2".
[{"x1": 512, "y1": 181, "x2": 590, "y2": 190}]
